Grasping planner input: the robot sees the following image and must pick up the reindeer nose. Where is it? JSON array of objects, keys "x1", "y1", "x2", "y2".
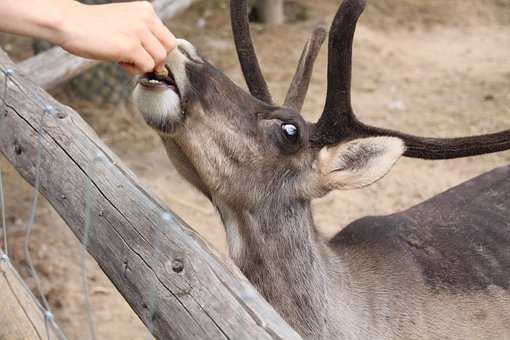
[
  {"x1": 160, "y1": 39, "x2": 198, "y2": 99},
  {"x1": 164, "y1": 39, "x2": 200, "y2": 71}
]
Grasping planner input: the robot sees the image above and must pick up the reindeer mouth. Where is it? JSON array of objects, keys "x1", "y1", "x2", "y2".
[{"x1": 138, "y1": 68, "x2": 180, "y2": 96}]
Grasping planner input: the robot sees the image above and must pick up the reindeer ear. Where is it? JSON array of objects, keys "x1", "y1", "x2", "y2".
[{"x1": 316, "y1": 137, "x2": 405, "y2": 191}]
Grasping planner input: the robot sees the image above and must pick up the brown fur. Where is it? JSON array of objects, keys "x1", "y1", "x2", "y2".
[{"x1": 133, "y1": 41, "x2": 510, "y2": 339}]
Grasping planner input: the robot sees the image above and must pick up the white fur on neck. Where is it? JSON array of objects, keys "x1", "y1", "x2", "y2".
[{"x1": 215, "y1": 201, "x2": 245, "y2": 263}]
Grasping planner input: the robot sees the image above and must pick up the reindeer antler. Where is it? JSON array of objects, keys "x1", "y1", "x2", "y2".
[
  {"x1": 312, "y1": 0, "x2": 365, "y2": 142},
  {"x1": 311, "y1": 0, "x2": 510, "y2": 159},
  {"x1": 231, "y1": 0, "x2": 326, "y2": 110},
  {"x1": 284, "y1": 25, "x2": 327, "y2": 112},
  {"x1": 230, "y1": 0, "x2": 273, "y2": 103}
]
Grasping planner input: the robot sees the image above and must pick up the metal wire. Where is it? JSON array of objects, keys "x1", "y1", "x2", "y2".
[
  {"x1": 24, "y1": 105, "x2": 57, "y2": 340},
  {"x1": 0, "y1": 65, "x2": 76, "y2": 340},
  {"x1": 0, "y1": 169, "x2": 7, "y2": 258},
  {"x1": 80, "y1": 153, "x2": 103, "y2": 340},
  {"x1": 0, "y1": 69, "x2": 12, "y2": 257},
  {"x1": 8, "y1": 256, "x2": 69, "y2": 340},
  {"x1": 1, "y1": 66, "x2": 73, "y2": 339},
  {"x1": 1, "y1": 56, "x2": 176, "y2": 339}
]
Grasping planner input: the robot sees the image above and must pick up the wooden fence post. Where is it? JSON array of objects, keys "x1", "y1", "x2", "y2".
[{"x1": 0, "y1": 251, "x2": 61, "y2": 340}]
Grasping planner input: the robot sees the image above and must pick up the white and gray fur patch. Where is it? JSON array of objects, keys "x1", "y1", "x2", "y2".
[
  {"x1": 132, "y1": 86, "x2": 182, "y2": 132},
  {"x1": 132, "y1": 39, "x2": 200, "y2": 134},
  {"x1": 215, "y1": 201, "x2": 245, "y2": 263}
]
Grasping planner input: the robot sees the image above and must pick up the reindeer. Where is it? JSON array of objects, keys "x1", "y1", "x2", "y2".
[{"x1": 133, "y1": 0, "x2": 510, "y2": 338}]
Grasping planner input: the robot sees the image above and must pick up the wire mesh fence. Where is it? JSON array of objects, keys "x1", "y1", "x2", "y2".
[
  {"x1": 1, "y1": 65, "x2": 90, "y2": 340},
  {"x1": 0, "y1": 3, "x2": 192, "y2": 334},
  {"x1": 0, "y1": 65, "x2": 163, "y2": 340}
]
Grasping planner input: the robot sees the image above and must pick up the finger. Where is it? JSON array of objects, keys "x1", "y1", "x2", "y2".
[
  {"x1": 128, "y1": 46, "x2": 155, "y2": 73},
  {"x1": 152, "y1": 19, "x2": 177, "y2": 53},
  {"x1": 141, "y1": 31, "x2": 168, "y2": 70},
  {"x1": 119, "y1": 62, "x2": 143, "y2": 75}
]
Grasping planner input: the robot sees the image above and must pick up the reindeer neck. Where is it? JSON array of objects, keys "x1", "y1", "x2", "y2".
[{"x1": 215, "y1": 198, "x2": 337, "y2": 337}]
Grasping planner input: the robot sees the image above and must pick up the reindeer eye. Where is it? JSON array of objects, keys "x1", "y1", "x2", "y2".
[{"x1": 281, "y1": 123, "x2": 298, "y2": 139}]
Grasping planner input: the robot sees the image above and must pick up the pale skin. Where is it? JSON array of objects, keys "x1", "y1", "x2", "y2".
[{"x1": 0, "y1": 0, "x2": 177, "y2": 74}]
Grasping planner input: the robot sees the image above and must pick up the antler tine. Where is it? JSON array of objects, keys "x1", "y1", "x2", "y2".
[
  {"x1": 230, "y1": 0, "x2": 273, "y2": 104},
  {"x1": 284, "y1": 25, "x2": 327, "y2": 112},
  {"x1": 311, "y1": 0, "x2": 510, "y2": 159}
]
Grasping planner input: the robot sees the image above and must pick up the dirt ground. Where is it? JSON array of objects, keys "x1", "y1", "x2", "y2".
[{"x1": 1, "y1": 0, "x2": 509, "y2": 339}]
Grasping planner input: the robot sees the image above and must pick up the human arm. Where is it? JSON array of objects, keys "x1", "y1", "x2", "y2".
[{"x1": 0, "y1": 0, "x2": 176, "y2": 74}]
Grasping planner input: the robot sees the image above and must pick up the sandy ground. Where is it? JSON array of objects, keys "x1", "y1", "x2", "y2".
[{"x1": 1, "y1": 0, "x2": 510, "y2": 339}]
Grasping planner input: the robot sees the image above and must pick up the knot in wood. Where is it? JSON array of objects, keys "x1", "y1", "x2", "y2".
[
  {"x1": 56, "y1": 110, "x2": 67, "y2": 119},
  {"x1": 13, "y1": 143, "x2": 23, "y2": 155},
  {"x1": 171, "y1": 259, "x2": 184, "y2": 273}
]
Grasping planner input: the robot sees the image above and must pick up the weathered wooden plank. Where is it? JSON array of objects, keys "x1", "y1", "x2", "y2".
[
  {"x1": 0, "y1": 251, "x2": 61, "y2": 340},
  {"x1": 17, "y1": 0, "x2": 193, "y2": 91},
  {"x1": 18, "y1": 48, "x2": 98, "y2": 91},
  {"x1": 0, "y1": 50, "x2": 301, "y2": 339}
]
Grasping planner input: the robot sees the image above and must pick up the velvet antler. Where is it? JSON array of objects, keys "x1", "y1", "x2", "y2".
[{"x1": 311, "y1": 0, "x2": 510, "y2": 159}]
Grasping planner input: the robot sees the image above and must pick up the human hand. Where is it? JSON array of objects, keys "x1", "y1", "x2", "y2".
[{"x1": 55, "y1": 1, "x2": 176, "y2": 74}]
